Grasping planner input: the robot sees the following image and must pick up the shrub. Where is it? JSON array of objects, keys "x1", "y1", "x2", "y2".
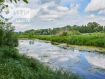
[
  {"x1": 62, "y1": 32, "x2": 67, "y2": 36},
  {"x1": 0, "y1": 22, "x2": 18, "y2": 47}
]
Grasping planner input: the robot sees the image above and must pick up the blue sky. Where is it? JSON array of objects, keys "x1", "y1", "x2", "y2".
[{"x1": 5, "y1": 0, "x2": 105, "y2": 32}]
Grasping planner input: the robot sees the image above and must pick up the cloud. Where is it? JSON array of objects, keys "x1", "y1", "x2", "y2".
[
  {"x1": 11, "y1": 1, "x2": 80, "y2": 22},
  {"x1": 74, "y1": 14, "x2": 105, "y2": 26},
  {"x1": 36, "y1": 4, "x2": 80, "y2": 21},
  {"x1": 30, "y1": 9, "x2": 39, "y2": 18},
  {"x1": 38, "y1": 0, "x2": 61, "y2": 4},
  {"x1": 88, "y1": 14, "x2": 95, "y2": 18},
  {"x1": 85, "y1": 0, "x2": 105, "y2": 12},
  {"x1": 85, "y1": 55, "x2": 105, "y2": 69},
  {"x1": 98, "y1": 9, "x2": 105, "y2": 15}
]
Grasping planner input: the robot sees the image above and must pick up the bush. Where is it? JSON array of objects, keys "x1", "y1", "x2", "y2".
[
  {"x1": 70, "y1": 30, "x2": 81, "y2": 35},
  {"x1": 0, "y1": 22, "x2": 18, "y2": 47},
  {"x1": 62, "y1": 32, "x2": 67, "y2": 36},
  {"x1": 56, "y1": 30, "x2": 81, "y2": 36}
]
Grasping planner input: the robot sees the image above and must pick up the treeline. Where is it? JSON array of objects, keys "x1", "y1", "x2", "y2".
[{"x1": 18, "y1": 22, "x2": 104, "y2": 35}]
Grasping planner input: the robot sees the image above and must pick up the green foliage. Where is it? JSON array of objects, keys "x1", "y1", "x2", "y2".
[
  {"x1": 42, "y1": 31, "x2": 48, "y2": 35},
  {"x1": 0, "y1": 29, "x2": 4, "y2": 45},
  {"x1": 0, "y1": 0, "x2": 4, "y2": 2},
  {"x1": 56, "y1": 31, "x2": 81, "y2": 36},
  {"x1": 62, "y1": 32, "x2": 67, "y2": 36},
  {"x1": 70, "y1": 30, "x2": 81, "y2": 35},
  {"x1": 28, "y1": 31, "x2": 34, "y2": 38},
  {"x1": 0, "y1": 46, "x2": 83, "y2": 79},
  {"x1": 19, "y1": 35, "x2": 29, "y2": 38},
  {"x1": 13, "y1": 33, "x2": 19, "y2": 47},
  {"x1": 93, "y1": 26, "x2": 103, "y2": 32},
  {"x1": 35, "y1": 33, "x2": 40, "y2": 35},
  {"x1": 0, "y1": 22, "x2": 18, "y2": 47},
  {"x1": 9, "y1": 0, "x2": 28, "y2": 3},
  {"x1": 30, "y1": 33, "x2": 105, "y2": 48}
]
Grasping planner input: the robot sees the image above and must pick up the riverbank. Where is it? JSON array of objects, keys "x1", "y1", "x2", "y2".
[
  {"x1": 0, "y1": 46, "x2": 83, "y2": 79},
  {"x1": 59, "y1": 43, "x2": 105, "y2": 53},
  {"x1": 19, "y1": 33, "x2": 105, "y2": 48}
]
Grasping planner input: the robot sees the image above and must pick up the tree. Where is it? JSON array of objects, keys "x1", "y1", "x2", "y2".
[
  {"x1": 42, "y1": 31, "x2": 47, "y2": 35},
  {"x1": 87, "y1": 22, "x2": 100, "y2": 32},
  {"x1": 0, "y1": 0, "x2": 28, "y2": 47},
  {"x1": 86, "y1": 26, "x2": 93, "y2": 33},
  {"x1": 0, "y1": 21, "x2": 19, "y2": 47},
  {"x1": 93, "y1": 27, "x2": 100, "y2": 32},
  {"x1": 93, "y1": 26, "x2": 103, "y2": 32},
  {"x1": 28, "y1": 31, "x2": 34, "y2": 38},
  {"x1": 48, "y1": 28, "x2": 52, "y2": 35}
]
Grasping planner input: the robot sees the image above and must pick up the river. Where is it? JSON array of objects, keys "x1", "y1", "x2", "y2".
[{"x1": 17, "y1": 39, "x2": 105, "y2": 79}]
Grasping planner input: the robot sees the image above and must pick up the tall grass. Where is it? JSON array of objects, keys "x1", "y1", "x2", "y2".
[
  {"x1": 27, "y1": 33, "x2": 105, "y2": 48},
  {"x1": 0, "y1": 46, "x2": 83, "y2": 79}
]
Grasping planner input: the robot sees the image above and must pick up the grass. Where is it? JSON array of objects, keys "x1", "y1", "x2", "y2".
[
  {"x1": 0, "y1": 46, "x2": 83, "y2": 79},
  {"x1": 20, "y1": 32, "x2": 105, "y2": 48}
]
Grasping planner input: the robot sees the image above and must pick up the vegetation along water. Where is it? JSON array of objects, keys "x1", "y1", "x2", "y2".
[{"x1": 19, "y1": 22, "x2": 105, "y2": 48}]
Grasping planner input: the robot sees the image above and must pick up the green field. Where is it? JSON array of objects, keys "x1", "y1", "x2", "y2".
[{"x1": 19, "y1": 32, "x2": 105, "y2": 48}]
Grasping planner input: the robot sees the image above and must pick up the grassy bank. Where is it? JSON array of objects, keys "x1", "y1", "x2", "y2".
[
  {"x1": 0, "y1": 46, "x2": 82, "y2": 79},
  {"x1": 20, "y1": 33, "x2": 105, "y2": 48}
]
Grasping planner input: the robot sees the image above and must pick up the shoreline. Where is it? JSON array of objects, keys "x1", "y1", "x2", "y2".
[{"x1": 19, "y1": 38, "x2": 105, "y2": 53}]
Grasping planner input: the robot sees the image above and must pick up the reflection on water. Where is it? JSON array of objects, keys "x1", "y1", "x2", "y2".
[
  {"x1": 18, "y1": 39, "x2": 105, "y2": 79},
  {"x1": 86, "y1": 55, "x2": 105, "y2": 69},
  {"x1": 29, "y1": 40, "x2": 34, "y2": 45}
]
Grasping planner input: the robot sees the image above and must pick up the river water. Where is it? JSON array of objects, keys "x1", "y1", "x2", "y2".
[{"x1": 18, "y1": 39, "x2": 105, "y2": 79}]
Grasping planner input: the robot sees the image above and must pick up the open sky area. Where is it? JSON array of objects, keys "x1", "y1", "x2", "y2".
[{"x1": 4, "y1": 0, "x2": 105, "y2": 32}]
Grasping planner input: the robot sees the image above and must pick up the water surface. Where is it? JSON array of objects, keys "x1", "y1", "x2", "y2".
[{"x1": 18, "y1": 39, "x2": 105, "y2": 79}]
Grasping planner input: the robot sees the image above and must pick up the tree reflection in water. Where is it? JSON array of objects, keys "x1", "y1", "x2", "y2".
[{"x1": 29, "y1": 40, "x2": 34, "y2": 45}]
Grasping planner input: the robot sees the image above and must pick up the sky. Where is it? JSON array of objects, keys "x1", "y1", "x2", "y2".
[{"x1": 4, "y1": 0, "x2": 105, "y2": 32}]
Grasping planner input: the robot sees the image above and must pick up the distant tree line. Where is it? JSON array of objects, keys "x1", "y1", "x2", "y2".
[{"x1": 18, "y1": 22, "x2": 104, "y2": 35}]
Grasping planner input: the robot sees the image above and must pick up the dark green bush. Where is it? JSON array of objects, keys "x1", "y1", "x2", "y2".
[
  {"x1": 0, "y1": 22, "x2": 18, "y2": 47},
  {"x1": 62, "y1": 32, "x2": 67, "y2": 36}
]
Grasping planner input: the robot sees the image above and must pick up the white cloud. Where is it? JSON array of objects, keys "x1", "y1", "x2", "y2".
[
  {"x1": 85, "y1": 55, "x2": 105, "y2": 69},
  {"x1": 85, "y1": 0, "x2": 105, "y2": 12},
  {"x1": 102, "y1": 18, "x2": 105, "y2": 21},
  {"x1": 37, "y1": 4, "x2": 80, "y2": 21},
  {"x1": 30, "y1": 9, "x2": 39, "y2": 18},
  {"x1": 75, "y1": 14, "x2": 105, "y2": 26},
  {"x1": 20, "y1": 26, "x2": 27, "y2": 28},
  {"x1": 88, "y1": 14, "x2": 95, "y2": 18},
  {"x1": 57, "y1": 6, "x2": 69, "y2": 11},
  {"x1": 98, "y1": 9, "x2": 105, "y2": 14}
]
